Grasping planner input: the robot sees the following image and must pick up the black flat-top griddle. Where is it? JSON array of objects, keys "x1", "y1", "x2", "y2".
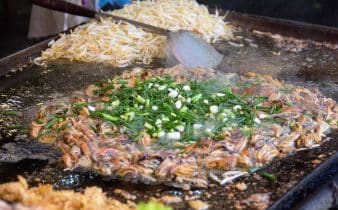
[{"x1": 0, "y1": 7, "x2": 338, "y2": 210}]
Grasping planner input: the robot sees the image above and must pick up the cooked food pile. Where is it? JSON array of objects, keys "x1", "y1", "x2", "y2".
[
  {"x1": 0, "y1": 177, "x2": 134, "y2": 210},
  {"x1": 37, "y1": 0, "x2": 233, "y2": 67},
  {"x1": 31, "y1": 66, "x2": 338, "y2": 189}
]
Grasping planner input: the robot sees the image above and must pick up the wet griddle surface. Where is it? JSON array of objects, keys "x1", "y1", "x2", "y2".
[{"x1": 0, "y1": 20, "x2": 338, "y2": 209}]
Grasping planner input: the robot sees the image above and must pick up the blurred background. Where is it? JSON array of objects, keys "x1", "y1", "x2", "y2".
[{"x1": 0, "y1": 0, "x2": 337, "y2": 58}]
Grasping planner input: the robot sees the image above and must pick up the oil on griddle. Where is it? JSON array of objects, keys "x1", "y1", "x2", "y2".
[{"x1": 0, "y1": 16, "x2": 338, "y2": 210}]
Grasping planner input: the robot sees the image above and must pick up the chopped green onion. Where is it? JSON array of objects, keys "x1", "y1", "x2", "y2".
[
  {"x1": 192, "y1": 93, "x2": 202, "y2": 102},
  {"x1": 46, "y1": 74, "x2": 282, "y2": 143},
  {"x1": 145, "y1": 99, "x2": 150, "y2": 109},
  {"x1": 102, "y1": 113, "x2": 118, "y2": 122},
  {"x1": 261, "y1": 172, "x2": 276, "y2": 182},
  {"x1": 136, "y1": 200, "x2": 172, "y2": 210},
  {"x1": 144, "y1": 122, "x2": 154, "y2": 129},
  {"x1": 111, "y1": 100, "x2": 120, "y2": 108},
  {"x1": 136, "y1": 95, "x2": 146, "y2": 104},
  {"x1": 45, "y1": 117, "x2": 59, "y2": 129}
]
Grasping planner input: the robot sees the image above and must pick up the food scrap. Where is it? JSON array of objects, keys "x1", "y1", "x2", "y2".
[
  {"x1": 188, "y1": 200, "x2": 209, "y2": 210},
  {"x1": 0, "y1": 177, "x2": 134, "y2": 210},
  {"x1": 235, "y1": 182, "x2": 247, "y2": 191},
  {"x1": 240, "y1": 193, "x2": 270, "y2": 210}
]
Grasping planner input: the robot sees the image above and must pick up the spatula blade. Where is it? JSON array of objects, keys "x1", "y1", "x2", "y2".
[{"x1": 165, "y1": 31, "x2": 223, "y2": 68}]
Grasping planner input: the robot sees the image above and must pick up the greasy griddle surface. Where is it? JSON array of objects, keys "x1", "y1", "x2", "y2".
[{"x1": 0, "y1": 21, "x2": 338, "y2": 209}]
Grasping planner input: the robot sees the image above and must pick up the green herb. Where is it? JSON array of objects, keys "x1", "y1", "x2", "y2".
[
  {"x1": 91, "y1": 76, "x2": 272, "y2": 142},
  {"x1": 45, "y1": 117, "x2": 59, "y2": 129},
  {"x1": 192, "y1": 93, "x2": 202, "y2": 102},
  {"x1": 269, "y1": 104, "x2": 282, "y2": 114},
  {"x1": 261, "y1": 172, "x2": 276, "y2": 182},
  {"x1": 102, "y1": 113, "x2": 118, "y2": 122},
  {"x1": 136, "y1": 95, "x2": 146, "y2": 104},
  {"x1": 136, "y1": 201, "x2": 172, "y2": 210},
  {"x1": 47, "y1": 75, "x2": 282, "y2": 144}
]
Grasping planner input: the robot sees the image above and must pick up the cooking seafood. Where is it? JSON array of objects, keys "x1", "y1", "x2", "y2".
[
  {"x1": 36, "y1": 0, "x2": 233, "y2": 67},
  {"x1": 31, "y1": 66, "x2": 338, "y2": 189}
]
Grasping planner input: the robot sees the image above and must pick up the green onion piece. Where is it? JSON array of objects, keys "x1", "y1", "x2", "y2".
[
  {"x1": 180, "y1": 106, "x2": 188, "y2": 113},
  {"x1": 127, "y1": 112, "x2": 135, "y2": 121},
  {"x1": 111, "y1": 100, "x2": 120, "y2": 108},
  {"x1": 102, "y1": 113, "x2": 118, "y2": 122},
  {"x1": 145, "y1": 99, "x2": 150, "y2": 109},
  {"x1": 136, "y1": 201, "x2": 172, "y2": 210},
  {"x1": 162, "y1": 116, "x2": 170, "y2": 122},
  {"x1": 136, "y1": 95, "x2": 146, "y2": 104},
  {"x1": 45, "y1": 117, "x2": 59, "y2": 129},
  {"x1": 192, "y1": 93, "x2": 202, "y2": 102},
  {"x1": 261, "y1": 172, "x2": 276, "y2": 182},
  {"x1": 144, "y1": 122, "x2": 153, "y2": 129}
]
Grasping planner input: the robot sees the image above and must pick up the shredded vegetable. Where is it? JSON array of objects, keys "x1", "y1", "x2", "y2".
[{"x1": 37, "y1": 0, "x2": 233, "y2": 67}]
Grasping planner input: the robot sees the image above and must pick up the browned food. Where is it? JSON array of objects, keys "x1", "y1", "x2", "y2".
[
  {"x1": 0, "y1": 177, "x2": 133, "y2": 210},
  {"x1": 0, "y1": 200, "x2": 43, "y2": 210},
  {"x1": 30, "y1": 66, "x2": 338, "y2": 189},
  {"x1": 240, "y1": 193, "x2": 270, "y2": 210},
  {"x1": 252, "y1": 30, "x2": 338, "y2": 51},
  {"x1": 188, "y1": 200, "x2": 209, "y2": 210}
]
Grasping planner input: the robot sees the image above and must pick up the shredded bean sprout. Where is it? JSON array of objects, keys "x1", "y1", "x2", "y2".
[{"x1": 37, "y1": 0, "x2": 233, "y2": 67}]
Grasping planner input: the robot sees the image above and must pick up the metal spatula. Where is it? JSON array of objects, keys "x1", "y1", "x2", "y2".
[{"x1": 32, "y1": 0, "x2": 223, "y2": 68}]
